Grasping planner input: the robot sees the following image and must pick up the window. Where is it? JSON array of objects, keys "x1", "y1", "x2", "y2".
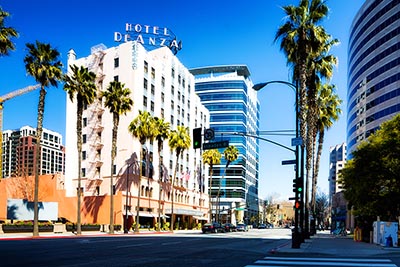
[
  {"x1": 150, "y1": 101, "x2": 154, "y2": 112},
  {"x1": 143, "y1": 96, "x2": 148, "y2": 107},
  {"x1": 161, "y1": 76, "x2": 165, "y2": 87},
  {"x1": 82, "y1": 134, "x2": 87, "y2": 144},
  {"x1": 144, "y1": 78, "x2": 148, "y2": 90},
  {"x1": 151, "y1": 84, "x2": 155, "y2": 95},
  {"x1": 113, "y1": 76, "x2": 118, "y2": 82},
  {"x1": 83, "y1": 118, "x2": 87, "y2": 127},
  {"x1": 171, "y1": 85, "x2": 174, "y2": 95},
  {"x1": 114, "y1": 58, "x2": 119, "y2": 68},
  {"x1": 144, "y1": 61, "x2": 148, "y2": 73},
  {"x1": 151, "y1": 67, "x2": 155, "y2": 79},
  {"x1": 171, "y1": 68, "x2": 175, "y2": 78},
  {"x1": 82, "y1": 151, "x2": 86, "y2": 160},
  {"x1": 161, "y1": 92, "x2": 165, "y2": 103}
]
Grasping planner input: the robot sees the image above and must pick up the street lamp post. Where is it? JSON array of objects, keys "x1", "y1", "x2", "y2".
[{"x1": 252, "y1": 80, "x2": 303, "y2": 248}]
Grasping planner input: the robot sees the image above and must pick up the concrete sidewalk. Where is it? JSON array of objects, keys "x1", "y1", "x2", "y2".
[
  {"x1": 0, "y1": 229, "x2": 180, "y2": 240},
  {"x1": 276, "y1": 230, "x2": 400, "y2": 256}
]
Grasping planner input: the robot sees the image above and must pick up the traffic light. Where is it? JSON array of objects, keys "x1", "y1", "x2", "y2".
[
  {"x1": 294, "y1": 200, "x2": 302, "y2": 210},
  {"x1": 292, "y1": 178, "x2": 303, "y2": 193},
  {"x1": 193, "y1": 128, "x2": 202, "y2": 149}
]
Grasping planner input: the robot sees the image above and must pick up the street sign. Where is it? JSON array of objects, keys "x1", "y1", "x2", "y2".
[
  {"x1": 203, "y1": 140, "x2": 229, "y2": 150},
  {"x1": 282, "y1": 159, "x2": 296, "y2": 165},
  {"x1": 291, "y1": 137, "x2": 303, "y2": 146}
]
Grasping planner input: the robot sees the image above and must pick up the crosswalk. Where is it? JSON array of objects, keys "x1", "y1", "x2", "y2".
[{"x1": 244, "y1": 256, "x2": 398, "y2": 267}]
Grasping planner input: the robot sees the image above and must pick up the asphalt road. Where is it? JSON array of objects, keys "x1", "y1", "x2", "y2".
[{"x1": 0, "y1": 228, "x2": 292, "y2": 267}]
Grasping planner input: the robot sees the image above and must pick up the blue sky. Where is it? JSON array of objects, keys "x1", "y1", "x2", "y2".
[{"x1": 0, "y1": 0, "x2": 365, "y2": 201}]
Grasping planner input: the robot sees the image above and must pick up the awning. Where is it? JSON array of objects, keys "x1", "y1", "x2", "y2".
[
  {"x1": 193, "y1": 216, "x2": 209, "y2": 221},
  {"x1": 122, "y1": 210, "x2": 134, "y2": 216},
  {"x1": 235, "y1": 207, "x2": 246, "y2": 211},
  {"x1": 139, "y1": 212, "x2": 155, "y2": 218}
]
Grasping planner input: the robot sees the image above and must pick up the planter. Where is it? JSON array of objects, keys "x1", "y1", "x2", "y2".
[
  {"x1": 66, "y1": 224, "x2": 101, "y2": 232},
  {"x1": 1, "y1": 225, "x2": 54, "y2": 233}
]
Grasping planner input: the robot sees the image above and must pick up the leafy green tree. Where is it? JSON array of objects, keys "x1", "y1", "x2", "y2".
[
  {"x1": 168, "y1": 125, "x2": 191, "y2": 230},
  {"x1": 202, "y1": 149, "x2": 221, "y2": 222},
  {"x1": 24, "y1": 41, "x2": 62, "y2": 237},
  {"x1": 0, "y1": 7, "x2": 18, "y2": 56},
  {"x1": 154, "y1": 117, "x2": 170, "y2": 231},
  {"x1": 340, "y1": 114, "x2": 400, "y2": 221},
  {"x1": 63, "y1": 65, "x2": 97, "y2": 235},
  {"x1": 102, "y1": 81, "x2": 133, "y2": 233},
  {"x1": 128, "y1": 110, "x2": 157, "y2": 232}
]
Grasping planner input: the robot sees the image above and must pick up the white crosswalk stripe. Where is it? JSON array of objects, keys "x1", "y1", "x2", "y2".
[{"x1": 244, "y1": 256, "x2": 398, "y2": 267}]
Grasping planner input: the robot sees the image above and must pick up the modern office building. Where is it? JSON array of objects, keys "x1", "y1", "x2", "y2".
[
  {"x1": 328, "y1": 143, "x2": 346, "y2": 204},
  {"x1": 2, "y1": 125, "x2": 65, "y2": 178},
  {"x1": 347, "y1": 0, "x2": 400, "y2": 156},
  {"x1": 65, "y1": 40, "x2": 210, "y2": 228},
  {"x1": 190, "y1": 65, "x2": 260, "y2": 225},
  {"x1": 328, "y1": 143, "x2": 348, "y2": 231}
]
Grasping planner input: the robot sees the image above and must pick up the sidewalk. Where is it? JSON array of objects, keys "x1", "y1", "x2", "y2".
[
  {"x1": 276, "y1": 230, "x2": 400, "y2": 256},
  {"x1": 0, "y1": 229, "x2": 179, "y2": 240}
]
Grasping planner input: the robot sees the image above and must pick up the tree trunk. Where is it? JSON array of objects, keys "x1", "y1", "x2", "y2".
[
  {"x1": 110, "y1": 114, "x2": 119, "y2": 234},
  {"x1": 33, "y1": 87, "x2": 46, "y2": 237},
  {"x1": 76, "y1": 99, "x2": 83, "y2": 235}
]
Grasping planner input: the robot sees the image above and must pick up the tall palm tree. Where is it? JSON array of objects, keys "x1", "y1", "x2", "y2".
[
  {"x1": 63, "y1": 64, "x2": 97, "y2": 235},
  {"x1": 275, "y1": 0, "x2": 331, "y2": 235},
  {"x1": 128, "y1": 110, "x2": 157, "y2": 232},
  {"x1": 24, "y1": 41, "x2": 62, "y2": 236},
  {"x1": 101, "y1": 81, "x2": 133, "y2": 234},
  {"x1": 311, "y1": 84, "x2": 341, "y2": 211},
  {"x1": 168, "y1": 125, "x2": 191, "y2": 230},
  {"x1": 202, "y1": 149, "x2": 221, "y2": 222},
  {"x1": 154, "y1": 117, "x2": 170, "y2": 231},
  {"x1": 0, "y1": 8, "x2": 18, "y2": 57},
  {"x1": 216, "y1": 145, "x2": 239, "y2": 221},
  {"x1": 306, "y1": 35, "x2": 338, "y2": 207}
]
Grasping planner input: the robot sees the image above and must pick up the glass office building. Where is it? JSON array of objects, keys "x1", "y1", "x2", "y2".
[
  {"x1": 190, "y1": 65, "x2": 260, "y2": 224},
  {"x1": 347, "y1": 0, "x2": 400, "y2": 156}
]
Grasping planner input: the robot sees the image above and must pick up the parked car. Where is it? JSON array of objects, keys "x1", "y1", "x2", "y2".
[
  {"x1": 202, "y1": 222, "x2": 224, "y2": 233},
  {"x1": 222, "y1": 223, "x2": 236, "y2": 232},
  {"x1": 236, "y1": 223, "x2": 248, "y2": 232},
  {"x1": 258, "y1": 224, "x2": 267, "y2": 229}
]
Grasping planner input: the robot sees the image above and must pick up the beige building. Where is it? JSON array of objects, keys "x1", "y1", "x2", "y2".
[{"x1": 65, "y1": 41, "x2": 210, "y2": 229}]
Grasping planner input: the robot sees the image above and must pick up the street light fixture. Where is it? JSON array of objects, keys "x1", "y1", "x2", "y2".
[{"x1": 252, "y1": 80, "x2": 304, "y2": 249}]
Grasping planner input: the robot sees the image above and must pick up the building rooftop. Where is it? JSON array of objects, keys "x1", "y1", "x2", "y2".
[{"x1": 189, "y1": 65, "x2": 251, "y2": 79}]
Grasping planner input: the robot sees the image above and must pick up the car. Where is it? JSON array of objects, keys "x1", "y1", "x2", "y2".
[
  {"x1": 202, "y1": 222, "x2": 224, "y2": 233},
  {"x1": 222, "y1": 223, "x2": 237, "y2": 232},
  {"x1": 236, "y1": 223, "x2": 248, "y2": 232},
  {"x1": 258, "y1": 224, "x2": 267, "y2": 229}
]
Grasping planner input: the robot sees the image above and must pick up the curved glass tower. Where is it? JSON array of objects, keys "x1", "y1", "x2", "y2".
[
  {"x1": 190, "y1": 65, "x2": 260, "y2": 224},
  {"x1": 347, "y1": 0, "x2": 400, "y2": 156}
]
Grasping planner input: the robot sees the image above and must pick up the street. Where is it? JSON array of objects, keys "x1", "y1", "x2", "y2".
[
  {"x1": 2, "y1": 228, "x2": 400, "y2": 267},
  {"x1": 0, "y1": 228, "x2": 291, "y2": 267}
]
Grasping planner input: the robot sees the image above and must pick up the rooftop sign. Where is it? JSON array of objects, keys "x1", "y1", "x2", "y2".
[{"x1": 114, "y1": 23, "x2": 182, "y2": 55}]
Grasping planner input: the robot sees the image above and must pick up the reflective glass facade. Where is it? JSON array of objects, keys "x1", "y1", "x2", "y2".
[
  {"x1": 347, "y1": 0, "x2": 400, "y2": 156},
  {"x1": 191, "y1": 65, "x2": 260, "y2": 224}
]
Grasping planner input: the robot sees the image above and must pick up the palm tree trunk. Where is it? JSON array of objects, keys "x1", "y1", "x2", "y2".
[
  {"x1": 313, "y1": 130, "x2": 324, "y2": 212},
  {"x1": 110, "y1": 114, "x2": 119, "y2": 234},
  {"x1": 135, "y1": 148, "x2": 143, "y2": 232},
  {"x1": 76, "y1": 101, "x2": 83, "y2": 235},
  {"x1": 33, "y1": 87, "x2": 46, "y2": 237},
  {"x1": 170, "y1": 154, "x2": 180, "y2": 231},
  {"x1": 208, "y1": 168, "x2": 213, "y2": 222}
]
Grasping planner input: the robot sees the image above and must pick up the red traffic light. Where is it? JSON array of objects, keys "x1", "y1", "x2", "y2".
[{"x1": 294, "y1": 200, "x2": 302, "y2": 209}]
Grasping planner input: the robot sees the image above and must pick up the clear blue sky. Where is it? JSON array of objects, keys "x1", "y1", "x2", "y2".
[{"x1": 0, "y1": 0, "x2": 365, "y2": 201}]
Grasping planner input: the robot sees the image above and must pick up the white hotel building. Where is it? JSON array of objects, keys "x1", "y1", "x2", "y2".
[{"x1": 65, "y1": 40, "x2": 210, "y2": 227}]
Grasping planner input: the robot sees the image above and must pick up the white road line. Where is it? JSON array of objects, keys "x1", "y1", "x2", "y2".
[
  {"x1": 254, "y1": 259, "x2": 396, "y2": 267},
  {"x1": 244, "y1": 257, "x2": 397, "y2": 267},
  {"x1": 263, "y1": 257, "x2": 393, "y2": 262}
]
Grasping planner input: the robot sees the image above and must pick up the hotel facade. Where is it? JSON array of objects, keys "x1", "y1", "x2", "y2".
[
  {"x1": 65, "y1": 40, "x2": 210, "y2": 228},
  {"x1": 347, "y1": 0, "x2": 400, "y2": 156}
]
